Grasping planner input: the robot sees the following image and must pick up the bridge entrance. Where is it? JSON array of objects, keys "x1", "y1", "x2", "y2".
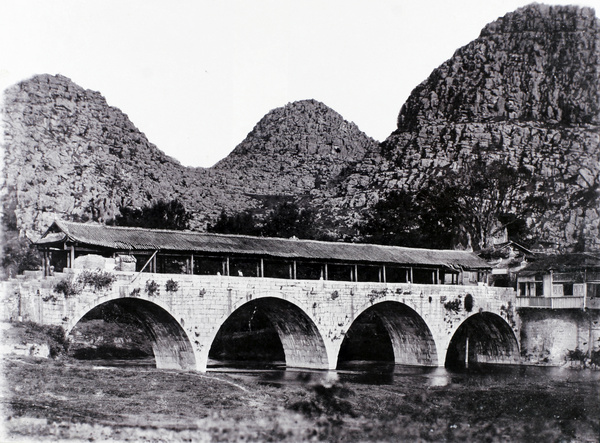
[
  {"x1": 445, "y1": 312, "x2": 520, "y2": 368},
  {"x1": 209, "y1": 297, "x2": 330, "y2": 370},
  {"x1": 338, "y1": 301, "x2": 438, "y2": 367},
  {"x1": 68, "y1": 298, "x2": 196, "y2": 370}
]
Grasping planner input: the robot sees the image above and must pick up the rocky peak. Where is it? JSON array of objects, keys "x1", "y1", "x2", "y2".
[
  {"x1": 213, "y1": 99, "x2": 379, "y2": 196},
  {"x1": 378, "y1": 3, "x2": 600, "y2": 250},
  {"x1": 397, "y1": 4, "x2": 599, "y2": 132}
]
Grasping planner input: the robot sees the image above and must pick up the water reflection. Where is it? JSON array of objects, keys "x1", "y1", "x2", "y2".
[{"x1": 78, "y1": 357, "x2": 600, "y2": 388}]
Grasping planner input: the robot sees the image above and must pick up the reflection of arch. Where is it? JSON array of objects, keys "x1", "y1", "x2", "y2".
[
  {"x1": 69, "y1": 298, "x2": 196, "y2": 370},
  {"x1": 445, "y1": 312, "x2": 519, "y2": 368},
  {"x1": 339, "y1": 301, "x2": 438, "y2": 367},
  {"x1": 209, "y1": 297, "x2": 329, "y2": 369}
]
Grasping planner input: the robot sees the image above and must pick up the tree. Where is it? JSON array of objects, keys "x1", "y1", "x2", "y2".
[
  {"x1": 208, "y1": 202, "x2": 333, "y2": 240},
  {"x1": 262, "y1": 202, "x2": 318, "y2": 239},
  {"x1": 356, "y1": 189, "x2": 460, "y2": 249},
  {"x1": 207, "y1": 210, "x2": 260, "y2": 236},
  {"x1": 1, "y1": 195, "x2": 41, "y2": 278},
  {"x1": 357, "y1": 160, "x2": 541, "y2": 250},
  {"x1": 1, "y1": 236, "x2": 41, "y2": 277},
  {"x1": 111, "y1": 199, "x2": 191, "y2": 230}
]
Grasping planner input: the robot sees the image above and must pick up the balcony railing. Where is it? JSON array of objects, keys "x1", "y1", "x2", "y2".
[{"x1": 516, "y1": 296, "x2": 584, "y2": 309}]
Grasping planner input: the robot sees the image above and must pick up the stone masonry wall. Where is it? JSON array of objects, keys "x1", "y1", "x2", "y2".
[{"x1": 3, "y1": 271, "x2": 517, "y2": 371}]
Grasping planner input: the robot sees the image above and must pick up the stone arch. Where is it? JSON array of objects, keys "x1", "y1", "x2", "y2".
[
  {"x1": 445, "y1": 312, "x2": 520, "y2": 368},
  {"x1": 208, "y1": 297, "x2": 330, "y2": 370},
  {"x1": 68, "y1": 297, "x2": 196, "y2": 370},
  {"x1": 338, "y1": 301, "x2": 438, "y2": 367}
]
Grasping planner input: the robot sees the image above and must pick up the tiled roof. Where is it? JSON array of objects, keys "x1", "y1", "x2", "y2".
[
  {"x1": 36, "y1": 220, "x2": 491, "y2": 270},
  {"x1": 518, "y1": 253, "x2": 600, "y2": 275}
]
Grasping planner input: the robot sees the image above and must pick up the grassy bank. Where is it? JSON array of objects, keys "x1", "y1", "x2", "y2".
[{"x1": 2, "y1": 355, "x2": 599, "y2": 442}]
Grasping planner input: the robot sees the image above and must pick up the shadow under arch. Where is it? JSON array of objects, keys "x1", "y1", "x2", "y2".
[
  {"x1": 445, "y1": 312, "x2": 520, "y2": 368},
  {"x1": 209, "y1": 297, "x2": 329, "y2": 370},
  {"x1": 69, "y1": 297, "x2": 196, "y2": 370},
  {"x1": 338, "y1": 301, "x2": 438, "y2": 368}
]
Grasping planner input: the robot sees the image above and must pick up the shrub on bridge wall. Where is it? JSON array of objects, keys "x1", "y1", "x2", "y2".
[
  {"x1": 77, "y1": 270, "x2": 116, "y2": 292},
  {"x1": 165, "y1": 279, "x2": 179, "y2": 293},
  {"x1": 53, "y1": 277, "x2": 82, "y2": 298},
  {"x1": 145, "y1": 280, "x2": 159, "y2": 297},
  {"x1": 443, "y1": 298, "x2": 462, "y2": 313}
]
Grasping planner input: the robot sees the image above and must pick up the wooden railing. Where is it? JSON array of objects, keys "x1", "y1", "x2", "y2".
[{"x1": 516, "y1": 296, "x2": 584, "y2": 309}]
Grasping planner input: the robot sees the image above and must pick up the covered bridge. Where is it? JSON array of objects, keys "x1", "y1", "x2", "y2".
[{"x1": 36, "y1": 220, "x2": 490, "y2": 285}]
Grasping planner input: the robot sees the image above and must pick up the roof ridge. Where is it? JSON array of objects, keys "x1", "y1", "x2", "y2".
[{"x1": 53, "y1": 219, "x2": 476, "y2": 254}]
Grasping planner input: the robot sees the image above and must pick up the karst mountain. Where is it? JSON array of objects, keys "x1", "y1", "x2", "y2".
[{"x1": 2, "y1": 3, "x2": 599, "y2": 251}]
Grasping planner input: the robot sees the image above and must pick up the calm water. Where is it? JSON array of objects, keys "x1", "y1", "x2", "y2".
[{"x1": 79, "y1": 357, "x2": 600, "y2": 388}]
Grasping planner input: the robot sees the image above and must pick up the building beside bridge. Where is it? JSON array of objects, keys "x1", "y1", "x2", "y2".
[
  {"x1": 36, "y1": 220, "x2": 491, "y2": 286},
  {"x1": 516, "y1": 253, "x2": 600, "y2": 310}
]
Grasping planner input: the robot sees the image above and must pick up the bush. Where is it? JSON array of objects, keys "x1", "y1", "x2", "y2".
[
  {"x1": 165, "y1": 279, "x2": 179, "y2": 292},
  {"x1": 53, "y1": 278, "x2": 82, "y2": 298},
  {"x1": 145, "y1": 280, "x2": 159, "y2": 297},
  {"x1": 1, "y1": 235, "x2": 41, "y2": 278},
  {"x1": 77, "y1": 270, "x2": 116, "y2": 291},
  {"x1": 444, "y1": 298, "x2": 462, "y2": 313}
]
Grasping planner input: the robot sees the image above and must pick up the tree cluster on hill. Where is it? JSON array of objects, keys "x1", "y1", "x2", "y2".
[
  {"x1": 109, "y1": 199, "x2": 191, "y2": 231},
  {"x1": 1, "y1": 197, "x2": 41, "y2": 279},
  {"x1": 357, "y1": 160, "x2": 545, "y2": 250},
  {"x1": 208, "y1": 202, "x2": 335, "y2": 240}
]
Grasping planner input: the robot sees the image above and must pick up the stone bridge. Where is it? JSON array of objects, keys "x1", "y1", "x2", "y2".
[{"x1": 5, "y1": 270, "x2": 519, "y2": 371}]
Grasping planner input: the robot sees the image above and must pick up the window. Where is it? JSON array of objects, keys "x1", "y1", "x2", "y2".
[
  {"x1": 263, "y1": 260, "x2": 292, "y2": 279},
  {"x1": 519, "y1": 282, "x2": 527, "y2": 296},
  {"x1": 356, "y1": 265, "x2": 381, "y2": 282},
  {"x1": 328, "y1": 264, "x2": 353, "y2": 281},
  {"x1": 563, "y1": 283, "x2": 574, "y2": 296},
  {"x1": 229, "y1": 258, "x2": 259, "y2": 277},
  {"x1": 193, "y1": 256, "x2": 224, "y2": 275}
]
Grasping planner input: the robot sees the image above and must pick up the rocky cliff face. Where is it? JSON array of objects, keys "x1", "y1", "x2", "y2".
[
  {"x1": 2, "y1": 4, "x2": 599, "y2": 252},
  {"x1": 2, "y1": 76, "x2": 379, "y2": 235},
  {"x1": 372, "y1": 4, "x2": 600, "y2": 250}
]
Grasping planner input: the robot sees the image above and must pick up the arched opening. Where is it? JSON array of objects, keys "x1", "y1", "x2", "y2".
[
  {"x1": 338, "y1": 301, "x2": 438, "y2": 368},
  {"x1": 208, "y1": 297, "x2": 328, "y2": 370},
  {"x1": 69, "y1": 298, "x2": 196, "y2": 370},
  {"x1": 445, "y1": 312, "x2": 519, "y2": 368}
]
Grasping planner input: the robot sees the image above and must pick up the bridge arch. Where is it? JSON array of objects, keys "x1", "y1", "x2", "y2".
[
  {"x1": 68, "y1": 297, "x2": 197, "y2": 370},
  {"x1": 207, "y1": 296, "x2": 331, "y2": 370},
  {"x1": 445, "y1": 312, "x2": 520, "y2": 368},
  {"x1": 338, "y1": 301, "x2": 438, "y2": 367}
]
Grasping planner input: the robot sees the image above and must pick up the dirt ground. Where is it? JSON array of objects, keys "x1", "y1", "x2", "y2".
[{"x1": 2, "y1": 355, "x2": 599, "y2": 442}]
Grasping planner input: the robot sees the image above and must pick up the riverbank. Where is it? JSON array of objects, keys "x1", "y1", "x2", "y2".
[{"x1": 2, "y1": 355, "x2": 599, "y2": 442}]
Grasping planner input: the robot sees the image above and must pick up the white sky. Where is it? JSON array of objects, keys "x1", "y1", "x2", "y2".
[{"x1": 0, "y1": 0, "x2": 598, "y2": 168}]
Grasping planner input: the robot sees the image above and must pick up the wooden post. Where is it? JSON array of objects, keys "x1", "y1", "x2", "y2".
[
  {"x1": 226, "y1": 257, "x2": 230, "y2": 276},
  {"x1": 382, "y1": 265, "x2": 386, "y2": 283},
  {"x1": 70, "y1": 245, "x2": 75, "y2": 268},
  {"x1": 293, "y1": 261, "x2": 297, "y2": 280},
  {"x1": 324, "y1": 263, "x2": 328, "y2": 280},
  {"x1": 354, "y1": 265, "x2": 358, "y2": 282},
  {"x1": 465, "y1": 336, "x2": 469, "y2": 368},
  {"x1": 409, "y1": 267, "x2": 413, "y2": 283},
  {"x1": 190, "y1": 254, "x2": 194, "y2": 275},
  {"x1": 260, "y1": 258, "x2": 264, "y2": 278}
]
